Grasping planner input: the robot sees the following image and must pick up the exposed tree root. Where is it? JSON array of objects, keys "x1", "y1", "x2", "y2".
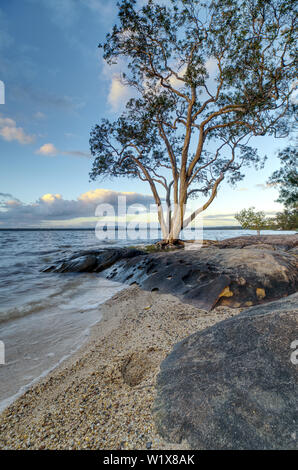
[{"x1": 155, "y1": 239, "x2": 186, "y2": 249}]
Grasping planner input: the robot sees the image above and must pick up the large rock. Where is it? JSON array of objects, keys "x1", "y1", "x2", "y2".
[
  {"x1": 154, "y1": 293, "x2": 298, "y2": 450},
  {"x1": 43, "y1": 248, "x2": 145, "y2": 273},
  {"x1": 43, "y1": 237, "x2": 298, "y2": 310},
  {"x1": 104, "y1": 245, "x2": 298, "y2": 310},
  {"x1": 215, "y1": 234, "x2": 298, "y2": 251}
]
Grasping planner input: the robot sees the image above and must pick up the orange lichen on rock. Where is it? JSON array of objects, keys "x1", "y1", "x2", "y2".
[
  {"x1": 219, "y1": 286, "x2": 234, "y2": 298},
  {"x1": 256, "y1": 288, "x2": 266, "y2": 299}
]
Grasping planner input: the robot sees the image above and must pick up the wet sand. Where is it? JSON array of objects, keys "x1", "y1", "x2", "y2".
[{"x1": 0, "y1": 286, "x2": 241, "y2": 450}]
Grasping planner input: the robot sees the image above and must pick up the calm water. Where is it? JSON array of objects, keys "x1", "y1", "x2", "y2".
[{"x1": 0, "y1": 228, "x2": 295, "y2": 411}]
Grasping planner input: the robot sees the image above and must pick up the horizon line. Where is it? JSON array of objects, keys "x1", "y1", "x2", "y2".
[{"x1": 0, "y1": 226, "x2": 243, "y2": 231}]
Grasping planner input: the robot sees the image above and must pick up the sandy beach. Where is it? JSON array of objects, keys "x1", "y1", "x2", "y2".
[{"x1": 0, "y1": 285, "x2": 240, "y2": 450}]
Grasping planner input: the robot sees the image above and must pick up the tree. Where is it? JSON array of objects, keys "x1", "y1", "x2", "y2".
[
  {"x1": 268, "y1": 146, "x2": 298, "y2": 208},
  {"x1": 235, "y1": 207, "x2": 268, "y2": 235},
  {"x1": 90, "y1": 0, "x2": 297, "y2": 244},
  {"x1": 274, "y1": 207, "x2": 298, "y2": 229}
]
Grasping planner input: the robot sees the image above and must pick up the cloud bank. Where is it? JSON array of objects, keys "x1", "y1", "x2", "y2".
[{"x1": 0, "y1": 189, "x2": 155, "y2": 227}]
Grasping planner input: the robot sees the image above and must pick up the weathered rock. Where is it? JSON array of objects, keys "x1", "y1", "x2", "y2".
[
  {"x1": 105, "y1": 246, "x2": 298, "y2": 310},
  {"x1": 215, "y1": 234, "x2": 298, "y2": 251},
  {"x1": 43, "y1": 254, "x2": 98, "y2": 273},
  {"x1": 154, "y1": 293, "x2": 298, "y2": 450},
  {"x1": 43, "y1": 237, "x2": 298, "y2": 310},
  {"x1": 243, "y1": 243, "x2": 277, "y2": 250},
  {"x1": 43, "y1": 248, "x2": 145, "y2": 273}
]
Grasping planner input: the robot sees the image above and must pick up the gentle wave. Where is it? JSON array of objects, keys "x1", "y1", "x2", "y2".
[{"x1": 0, "y1": 294, "x2": 62, "y2": 324}]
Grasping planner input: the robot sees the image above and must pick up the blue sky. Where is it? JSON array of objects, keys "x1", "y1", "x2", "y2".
[{"x1": 0, "y1": 0, "x2": 291, "y2": 228}]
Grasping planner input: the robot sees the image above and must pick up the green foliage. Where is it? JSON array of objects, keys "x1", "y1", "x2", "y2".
[
  {"x1": 237, "y1": 207, "x2": 298, "y2": 231},
  {"x1": 273, "y1": 208, "x2": 298, "y2": 230},
  {"x1": 268, "y1": 146, "x2": 298, "y2": 209},
  {"x1": 235, "y1": 207, "x2": 268, "y2": 234}
]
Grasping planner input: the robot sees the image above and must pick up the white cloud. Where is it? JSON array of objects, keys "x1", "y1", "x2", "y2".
[
  {"x1": 78, "y1": 188, "x2": 150, "y2": 204},
  {"x1": 102, "y1": 58, "x2": 134, "y2": 111},
  {"x1": 36, "y1": 143, "x2": 58, "y2": 156},
  {"x1": 0, "y1": 116, "x2": 35, "y2": 145},
  {"x1": 36, "y1": 143, "x2": 90, "y2": 158},
  {"x1": 40, "y1": 193, "x2": 62, "y2": 203},
  {"x1": 108, "y1": 77, "x2": 130, "y2": 110}
]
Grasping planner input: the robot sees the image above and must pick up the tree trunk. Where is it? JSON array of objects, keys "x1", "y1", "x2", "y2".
[{"x1": 158, "y1": 198, "x2": 186, "y2": 245}]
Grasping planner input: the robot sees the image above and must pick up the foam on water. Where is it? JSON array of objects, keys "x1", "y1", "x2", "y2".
[{"x1": 0, "y1": 276, "x2": 125, "y2": 413}]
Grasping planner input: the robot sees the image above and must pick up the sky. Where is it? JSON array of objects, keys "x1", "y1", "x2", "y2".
[{"x1": 0, "y1": 0, "x2": 292, "y2": 228}]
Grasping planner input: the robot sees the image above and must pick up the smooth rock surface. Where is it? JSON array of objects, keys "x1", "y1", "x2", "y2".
[{"x1": 154, "y1": 293, "x2": 298, "y2": 450}]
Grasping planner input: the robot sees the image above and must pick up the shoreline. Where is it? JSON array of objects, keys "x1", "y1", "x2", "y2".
[
  {"x1": 0, "y1": 285, "x2": 241, "y2": 450},
  {"x1": 0, "y1": 278, "x2": 126, "y2": 415}
]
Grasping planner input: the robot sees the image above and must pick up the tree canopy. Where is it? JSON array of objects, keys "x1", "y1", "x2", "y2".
[
  {"x1": 273, "y1": 208, "x2": 298, "y2": 229},
  {"x1": 235, "y1": 207, "x2": 268, "y2": 234},
  {"x1": 268, "y1": 146, "x2": 298, "y2": 208},
  {"x1": 90, "y1": 0, "x2": 297, "y2": 242}
]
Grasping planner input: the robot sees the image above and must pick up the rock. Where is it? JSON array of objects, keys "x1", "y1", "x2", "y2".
[
  {"x1": 215, "y1": 234, "x2": 297, "y2": 251},
  {"x1": 238, "y1": 289, "x2": 298, "y2": 317},
  {"x1": 243, "y1": 244, "x2": 276, "y2": 250},
  {"x1": 43, "y1": 236, "x2": 298, "y2": 310},
  {"x1": 45, "y1": 254, "x2": 98, "y2": 273},
  {"x1": 289, "y1": 247, "x2": 298, "y2": 256},
  {"x1": 43, "y1": 248, "x2": 145, "y2": 273},
  {"x1": 105, "y1": 245, "x2": 298, "y2": 310},
  {"x1": 154, "y1": 293, "x2": 298, "y2": 450}
]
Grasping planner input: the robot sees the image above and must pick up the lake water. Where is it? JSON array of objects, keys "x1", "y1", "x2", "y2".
[{"x1": 0, "y1": 228, "x2": 295, "y2": 412}]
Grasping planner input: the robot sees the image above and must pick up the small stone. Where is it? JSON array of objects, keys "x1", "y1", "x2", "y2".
[{"x1": 146, "y1": 441, "x2": 152, "y2": 449}]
